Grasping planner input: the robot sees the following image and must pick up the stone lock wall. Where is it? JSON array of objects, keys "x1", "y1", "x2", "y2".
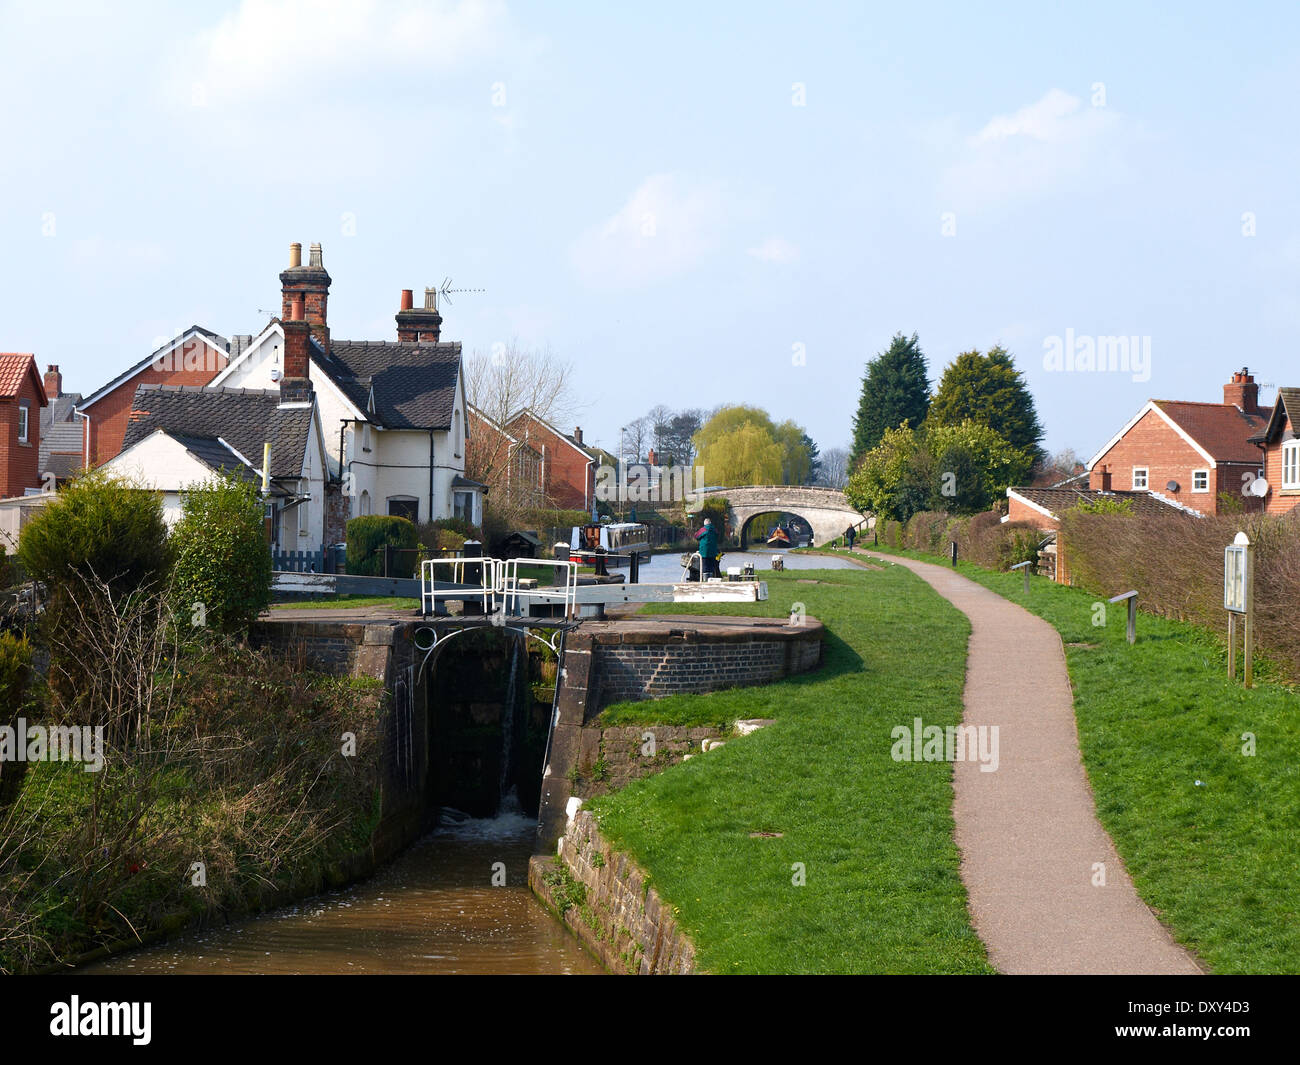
[
  {"x1": 529, "y1": 809, "x2": 697, "y2": 974},
  {"x1": 570, "y1": 724, "x2": 724, "y2": 799}
]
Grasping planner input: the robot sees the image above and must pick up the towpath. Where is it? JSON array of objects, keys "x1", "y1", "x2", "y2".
[{"x1": 862, "y1": 550, "x2": 1201, "y2": 975}]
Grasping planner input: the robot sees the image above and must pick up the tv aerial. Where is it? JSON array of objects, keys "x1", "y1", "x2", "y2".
[{"x1": 438, "y1": 277, "x2": 486, "y2": 306}]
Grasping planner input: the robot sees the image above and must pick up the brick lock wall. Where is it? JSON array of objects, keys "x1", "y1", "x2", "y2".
[
  {"x1": 86, "y1": 340, "x2": 227, "y2": 465},
  {"x1": 0, "y1": 373, "x2": 42, "y2": 498},
  {"x1": 1093, "y1": 409, "x2": 1218, "y2": 515}
]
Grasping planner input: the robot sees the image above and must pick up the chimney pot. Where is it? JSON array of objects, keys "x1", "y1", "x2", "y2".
[
  {"x1": 309, "y1": 242, "x2": 323, "y2": 268},
  {"x1": 424, "y1": 287, "x2": 438, "y2": 311},
  {"x1": 1224, "y1": 367, "x2": 1260, "y2": 414},
  {"x1": 289, "y1": 242, "x2": 302, "y2": 268},
  {"x1": 290, "y1": 298, "x2": 304, "y2": 321},
  {"x1": 401, "y1": 289, "x2": 414, "y2": 311}
]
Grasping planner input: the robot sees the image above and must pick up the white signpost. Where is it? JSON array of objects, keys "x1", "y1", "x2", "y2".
[{"x1": 1224, "y1": 531, "x2": 1254, "y2": 687}]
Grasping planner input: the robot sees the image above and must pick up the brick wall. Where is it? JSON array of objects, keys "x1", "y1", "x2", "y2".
[
  {"x1": 1093, "y1": 408, "x2": 1220, "y2": 515},
  {"x1": 1262, "y1": 416, "x2": 1300, "y2": 515},
  {"x1": 0, "y1": 376, "x2": 42, "y2": 498},
  {"x1": 509, "y1": 414, "x2": 591, "y2": 510},
  {"x1": 529, "y1": 810, "x2": 698, "y2": 974},
  {"x1": 85, "y1": 340, "x2": 227, "y2": 465}
]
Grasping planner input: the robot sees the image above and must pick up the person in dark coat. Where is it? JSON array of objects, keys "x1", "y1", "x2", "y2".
[
  {"x1": 695, "y1": 518, "x2": 721, "y2": 579},
  {"x1": 845, "y1": 524, "x2": 856, "y2": 549}
]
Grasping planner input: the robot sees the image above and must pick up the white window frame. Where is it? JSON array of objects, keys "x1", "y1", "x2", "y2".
[
  {"x1": 16, "y1": 403, "x2": 29, "y2": 444},
  {"x1": 1191, "y1": 469, "x2": 1209, "y2": 493},
  {"x1": 1132, "y1": 466, "x2": 1149, "y2": 490},
  {"x1": 1283, "y1": 440, "x2": 1300, "y2": 489}
]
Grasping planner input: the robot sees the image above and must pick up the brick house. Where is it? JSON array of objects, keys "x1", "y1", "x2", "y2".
[
  {"x1": 78, "y1": 326, "x2": 229, "y2": 466},
  {"x1": 0, "y1": 353, "x2": 48, "y2": 499},
  {"x1": 1246, "y1": 387, "x2": 1300, "y2": 515},
  {"x1": 212, "y1": 244, "x2": 479, "y2": 539},
  {"x1": 1084, "y1": 369, "x2": 1268, "y2": 516},
  {"x1": 505, "y1": 413, "x2": 601, "y2": 511},
  {"x1": 467, "y1": 405, "x2": 543, "y2": 509},
  {"x1": 1005, "y1": 471, "x2": 1198, "y2": 584}
]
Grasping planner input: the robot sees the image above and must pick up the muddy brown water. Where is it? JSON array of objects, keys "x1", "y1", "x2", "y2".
[{"x1": 86, "y1": 804, "x2": 602, "y2": 975}]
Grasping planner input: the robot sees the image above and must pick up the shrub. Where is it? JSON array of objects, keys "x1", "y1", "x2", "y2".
[
  {"x1": 995, "y1": 523, "x2": 1044, "y2": 572},
  {"x1": 905, "y1": 511, "x2": 951, "y2": 554},
  {"x1": 0, "y1": 544, "x2": 10, "y2": 589},
  {"x1": 170, "y1": 475, "x2": 273, "y2": 637},
  {"x1": 884, "y1": 520, "x2": 902, "y2": 547},
  {"x1": 418, "y1": 518, "x2": 482, "y2": 555},
  {"x1": 17, "y1": 471, "x2": 168, "y2": 709},
  {"x1": 17, "y1": 470, "x2": 168, "y2": 596},
  {"x1": 346, "y1": 515, "x2": 419, "y2": 577},
  {"x1": 0, "y1": 632, "x2": 33, "y2": 808}
]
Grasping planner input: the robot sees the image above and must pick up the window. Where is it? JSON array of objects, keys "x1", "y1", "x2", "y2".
[
  {"x1": 387, "y1": 497, "x2": 419, "y2": 523},
  {"x1": 16, "y1": 403, "x2": 28, "y2": 444},
  {"x1": 453, "y1": 491, "x2": 473, "y2": 522},
  {"x1": 1132, "y1": 467, "x2": 1149, "y2": 490},
  {"x1": 359, "y1": 490, "x2": 370, "y2": 516},
  {"x1": 1283, "y1": 440, "x2": 1300, "y2": 489},
  {"x1": 1192, "y1": 469, "x2": 1209, "y2": 492},
  {"x1": 454, "y1": 410, "x2": 462, "y2": 458}
]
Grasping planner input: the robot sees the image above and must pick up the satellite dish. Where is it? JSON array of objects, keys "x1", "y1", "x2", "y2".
[
  {"x1": 1166, "y1": 480, "x2": 1180, "y2": 492},
  {"x1": 1249, "y1": 477, "x2": 1270, "y2": 497}
]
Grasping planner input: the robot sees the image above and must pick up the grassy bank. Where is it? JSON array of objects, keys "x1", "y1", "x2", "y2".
[
  {"x1": 860, "y1": 542, "x2": 1300, "y2": 974},
  {"x1": 585, "y1": 566, "x2": 993, "y2": 974},
  {"x1": 0, "y1": 644, "x2": 384, "y2": 974}
]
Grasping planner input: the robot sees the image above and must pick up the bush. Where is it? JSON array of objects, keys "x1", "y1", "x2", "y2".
[
  {"x1": 346, "y1": 515, "x2": 419, "y2": 577},
  {"x1": 995, "y1": 523, "x2": 1043, "y2": 572},
  {"x1": 17, "y1": 471, "x2": 168, "y2": 709},
  {"x1": 17, "y1": 470, "x2": 168, "y2": 596},
  {"x1": 0, "y1": 544, "x2": 10, "y2": 589},
  {"x1": 905, "y1": 511, "x2": 951, "y2": 554},
  {"x1": 0, "y1": 632, "x2": 33, "y2": 808},
  {"x1": 884, "y1": 520, "x2": 902, "y2": 547},
  {"x1": 417, "y1": 518, "x2": 482, "y2": 555},
  {"x1": 170, "y1": 475, "x2": 273, "y2": 637}
]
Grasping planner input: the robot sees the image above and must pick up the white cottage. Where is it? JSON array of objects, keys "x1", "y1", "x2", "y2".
[{"x1": 210, "y1": 244, "x2": 483, "y2": 540}]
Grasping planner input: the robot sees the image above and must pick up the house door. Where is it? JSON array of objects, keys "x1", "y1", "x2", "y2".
[{"x1": 387, "y1": 497, "x2": 419, "y2": 523}]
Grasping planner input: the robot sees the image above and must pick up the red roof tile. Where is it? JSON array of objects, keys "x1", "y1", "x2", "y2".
[
  {"x1": 1151, "y1": 400, "x2": 1266, "y2": 464},
  {"x1": 0, "y1": 353, "x2": 46, "y2": 402}
]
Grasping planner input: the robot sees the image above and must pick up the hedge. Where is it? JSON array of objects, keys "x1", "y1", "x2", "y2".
[{"x1": 346, "y1": 516, "x2": 420, "y2": 577}]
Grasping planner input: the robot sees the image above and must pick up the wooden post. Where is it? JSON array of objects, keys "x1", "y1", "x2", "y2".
[{"x1": 1227, "y1": 612, "x2": 1237, "y2": 680}]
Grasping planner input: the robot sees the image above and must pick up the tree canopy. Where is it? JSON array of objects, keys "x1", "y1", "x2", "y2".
[
  {"x1": 693, "y1": 406, "x2": 816, "y2": 486},
  {"x1": 851, "y1": 333, "x2": 931, "y2": 469},
  {"x1": 926, "y1": 346, "x2": 1044, "y2": 464}
]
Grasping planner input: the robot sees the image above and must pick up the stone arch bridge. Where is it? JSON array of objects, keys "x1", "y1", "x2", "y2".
[{"x1": 694, "y1": 485, "x2": 868, "y2": 547}]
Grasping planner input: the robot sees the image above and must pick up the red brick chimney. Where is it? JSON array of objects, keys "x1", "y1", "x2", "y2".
[
  {"x1": 396, "y1": 287, "x2": 442, "y2": 343},
  {"x1": 1223, "y1": 367, "x2": 1260, "y2": 414},
  {"x1": 573, "y1": 426, "x2": 584, "y2": 445},
  {"x1": 44, "y1": 365, "x2": 62, "y2": 399},
  {"x1": 281, "y1": 298, "x2": 313, "y2": 403},
  {"x1": 1089, "y1": 464, "x2": 1112, "y2": 492},
  {"x1": 280, "y1": 241, "x2": 331, "y2": 355}
]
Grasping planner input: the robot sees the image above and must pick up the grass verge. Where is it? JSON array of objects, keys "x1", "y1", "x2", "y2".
[
  {"x1": 585, "y1": 566, "x2": 993, "y2": 974},
  {"x1": 863, "y1": 542, "x2": 1300, "y2": 974},
  {"x1": 270, "y1": 595, "x2": 419, "y2": 610}
]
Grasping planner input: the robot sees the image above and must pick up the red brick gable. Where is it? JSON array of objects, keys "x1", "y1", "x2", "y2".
[
  {"x1": 0, "y1": 353, "x2": 48, "y2": 498},
  {"x1": 506, "y1": 411, "x2": 594, "y2": 510}
]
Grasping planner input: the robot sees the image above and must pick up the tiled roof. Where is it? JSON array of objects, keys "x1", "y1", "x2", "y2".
[
  {"x1": 1249, "y1": 388, "x2": 1300, "y2": 445},
  {"x1": 1008, "y1": 485, "x2": 1197, "y2": 521},
  {"x1": 170, "y1": 433, "x2": 265, "y2": 486},
  {"x1": 39, "y1": 421, "x2": 85, "y2": 469},
  {"x1": 121, "y1": 385, "x2": 311, "y2": 479},
  {"x1": 1151, "y1": 400, "x2": 1266, "y2": 463},
  {"x1": 39, "y1": 393, "x2": 81, "y2": 432},
  {"x1": 0, "y1": 353, "x2": 45, "y2": 402},
  {"x1": 41, "y1": 453, "x2": 83, "y2": 480},
  {"x1": 313, "y1": 338, "x2": 461, "y2": 430}
]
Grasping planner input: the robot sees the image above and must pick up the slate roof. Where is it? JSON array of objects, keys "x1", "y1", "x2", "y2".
[
  {"x1": 39, "y1": 395, "x2": 84, "y2": 470},
  {"x1": 41, "y1": 453, "x2": 83, "y2": 480},
  {"x1": 121, "y1": 384, "x2": 311, "y2": 479},
  {"x1": 170, "y1": 433, "x2": 264, "y2": 486},
  {"x1": 1151, "y1": 400, "x2": 1267, "y2": 463},
  {"x1": 1008, "y1": 486, "x2": 1199, "y2": 521},
  {"x1": 312, "y1": 338, "x2": 461, "y2": 430},
  {"x1": 1248, "y1": 388, "x2": 1300, "y2": 445}
]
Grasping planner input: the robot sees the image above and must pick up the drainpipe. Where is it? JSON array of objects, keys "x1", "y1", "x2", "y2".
[
  {"x1": 74, "y1": 408, "x2": 91, "y2": 469},
  {"x1": 429, "y1": 430, "x2": 436, "y2": 522}
]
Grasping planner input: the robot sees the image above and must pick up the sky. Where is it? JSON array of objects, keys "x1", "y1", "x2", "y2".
[{"x1": 3, "y1": 0, "x2": 1299, "y2": 465}]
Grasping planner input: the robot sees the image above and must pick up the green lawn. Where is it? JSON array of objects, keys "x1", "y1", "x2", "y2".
[
  {"x1": 269, "y1": 595, "x2": 419, "y2": 610},
  {"x1": 863, "y1": 543, "x2": 1300, "y2": 974},
  {"x1": 585, "y1": 567, "x2": 993, "y2": 974}
]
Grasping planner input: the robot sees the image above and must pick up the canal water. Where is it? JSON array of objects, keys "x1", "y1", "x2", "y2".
[{"x1": 86, "y1": 799, "x2": 602, "y2": 976}]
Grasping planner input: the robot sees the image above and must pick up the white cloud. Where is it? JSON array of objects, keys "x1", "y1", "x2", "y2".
[
  {"x1": 171, "y1": 0, "x2": 517, "y2": 107},
  {"x1": 747, "y1": 237, "x2": 800, "y2": 263},
  {"x1": 938, "y1": 88, "x2": 1136, "y2": 212},
  {"x1": 571, "y1": 173, "x2": 732, "y2": 287}
]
